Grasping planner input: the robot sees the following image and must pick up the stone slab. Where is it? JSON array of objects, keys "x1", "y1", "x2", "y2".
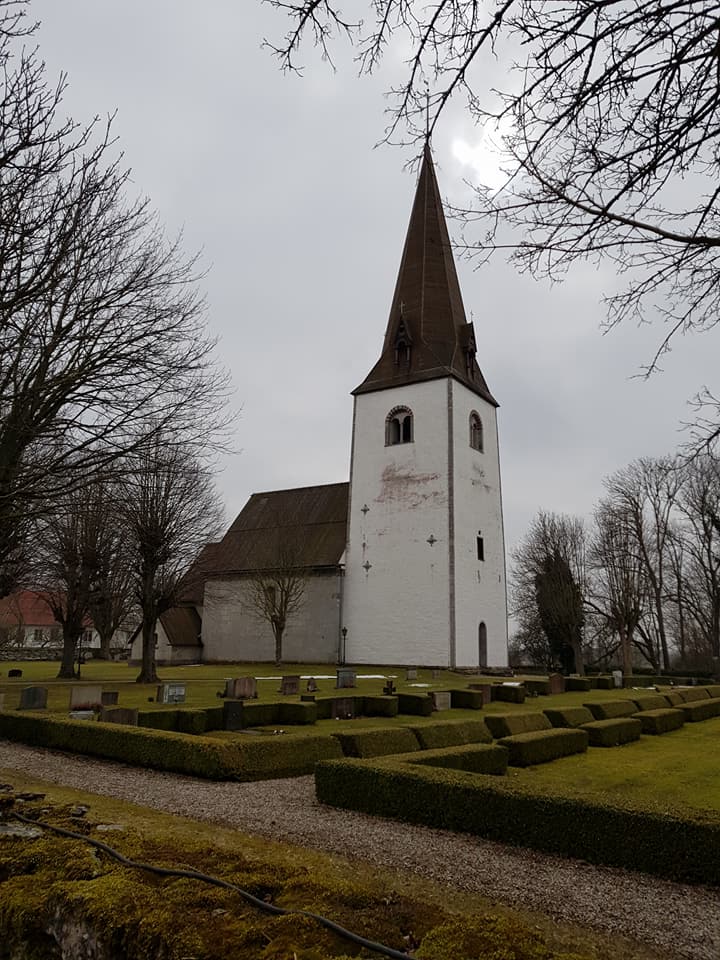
[
  {"x1": 156, "y1": 683, "x2": 186, "y2": 704},
  {"x1": 100, "y1": 707, "x2": 138, "y2": 726},
  {"x1": 18, "y1": 686, "x2": 47, "y2": 710},
  {"x1": 101, "y1": 691, "x2": 119, "y2": 706},
  {"x1": 548, "y1": 673, "x2": 566, "y2": 695},
  {"x1": 279, "y1": 675, "x2": 300, "y2": 696},
  {"x1": 431, "y1": 691, "x2": 452, "y2": 711},
  {"x1": 331, "y1": 697, "x2": 356, "y2": 720},
  {"x1": 336, "y1": 668, "x2": 356, "y2": 689},
  {"x1": 226, "y1": 677, "x2": 257, "y2": 699},
  {"x1": 69, "y1": 685, "x2": 103, "y2": 709}
]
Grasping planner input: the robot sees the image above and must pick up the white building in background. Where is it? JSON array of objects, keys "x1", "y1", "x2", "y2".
[{"x1": 167, "y1": 146, "x2": 509, "y2": 668}]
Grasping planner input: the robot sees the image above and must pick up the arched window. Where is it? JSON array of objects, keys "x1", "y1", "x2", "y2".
[
  {"x1": 469, "y1": 411, "x2": 483, "y2": 452},
  {"x1": 478, "y1": 622, "x2": 488, "y2": 668},
  {"x1": 385, "y1": 406, "x2": 414, "y2": 446}
]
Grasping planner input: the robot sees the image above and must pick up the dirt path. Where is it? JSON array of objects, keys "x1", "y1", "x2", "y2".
[{"x1": 1, "y1": 739, "x2": 718, "y2": 960}]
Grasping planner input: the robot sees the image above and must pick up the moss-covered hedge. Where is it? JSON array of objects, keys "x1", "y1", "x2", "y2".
[
  {"x1": 543, "y1": 707, "x2": 594, "y2": 728},
  {"x1": 278, "y1": 701, "x2": 317, "y2": 725},
  {"x1": 583, "y1": 699, "x2": 637, "y2": 720},
  {"x1": 484, "y1": 712, "x2": 550, "y2": 739},
  {"x1": 0, "y1": 712, "x2": 242, "y2": 779},
  {"x1": 497, "y1": 728, "x2": 588, "y2": 766},
  {"x1": 663, "y1": 691, "x2": 685, "y2": 706},
  {"x1": 137, "y1": 709, "x2": 178, "y2": 731},
  {"x1": 410, "y1": 719, "x2": 491, "y2": 750},
  {"x1": 634, "y1": 708, "x2": 685, "y2": 735},
  {"x1": 630, "y1": 694, "x2": 669, "y2": 712},
  {"x1": 593, "y1": 676, "x2": 615, "y2": 690},
  {"x1": 678, "y1": 698, "x2": 720, "y2": 722},
  {"x1": 408, "y1": 743, "x2": 508, "y2": 776},
  {"x1": 582, "y1": 717, "x2": 642, "y2": 747},
  {"x1": 332, "y1": 726, "x2": 420, "y2": 758},
  {"x1": 398, "y1": 692, "x2": 433, "y2": 716},
  {"x1": 678, "y1": 688, "x2": 711, "y2": 702},
  {"x1": 363, "y1": 695, "x2": 399, "y2": 717},
  {"x1": 491, "y1": 684, "x2": 526, "y2": 703},
  {"x1": 565, "y1": 677, "x2": 592, "y2": 692},
  {"x1": 137, "y1": 707, "x2": 224, "y2": 735},
  {"x1": 314, "y1": 757, "x2": 720, "y2": 885},
  {"x1": 524, "y1": 678, "x2": 550, "y2": 696},
  {"x1": 449, "y1": 689, "x2": 485, "y2": 710},
  {"x1": 234, "y1": 733, "x2": 343, "y2": 780}
]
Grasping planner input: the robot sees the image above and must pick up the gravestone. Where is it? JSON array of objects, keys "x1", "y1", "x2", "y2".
[
  {"x1": 279, "y1": 675, "x2": 300, "y2": 696},
  {"x1": 223, "y1": 700, "x2": 244, "y2": 731},
  {"x1": 467, "y1": 682, "x2": 492, "y2": 705},
  {"x1": 69, "y1": 685, "x2": 103, "y2": 710},
  {"x1": 612, "y1": 670, "x2": 623, "y2": 689},
  {"x1": 100, "y1": 707, "x2": 138, "y2": 726},
  {"x1": 18, "y1": 686, "x2": 47, "y2": 710},
  {"x1": 331, "y1": 697, "x2": 356, "y2": 720},
  {"x1": 430, "y1": 690, "x2": 452, "y2": 711},
  {"x1": 548, "y1": 673, "x2": 566, "y2": 695},
  {"x1": 156, "y1": 683, "x2": 186, "y2": 704},
  {"x1": 225, "y1": 677, "x2": 257, "y2": 699},
  {"x1": 300, "y1": 694, "x2": 315, "y2": 703},
  {"x1": 306, "y1": 677, "x2": 318, "y2": 693},
  {"x1": 101, "y1": 691, "x2": 119, "y2": 706},
  {"x1": 336, "y1": 668, "x2": 356, "y2": 689},
  {"x1": 406, "y1": 667, "x2": 418, "y2": 681},
  {"x1": 383, "y1": 680, "x2": 397, "y2": 696},
  {"x1": 8, "y1": 669, "x2": 22, "y2": 678}
]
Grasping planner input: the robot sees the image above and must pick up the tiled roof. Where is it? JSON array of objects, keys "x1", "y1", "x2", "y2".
[
  {"x1": 0, "y1": 590, "x2": 62, "y2": 629},
  {"x1": 205, "y1": 482, "x2": 348, "y2": 576},
  {"x1": 354, "y1": 143, "x2": 497, "y2": 405}
]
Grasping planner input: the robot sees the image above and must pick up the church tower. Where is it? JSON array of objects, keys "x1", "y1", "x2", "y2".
[{"x1": 342, "y1": 145, "x2": 508, "y2": 668}]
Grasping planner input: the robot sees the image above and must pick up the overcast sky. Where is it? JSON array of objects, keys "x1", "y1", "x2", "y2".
[{"x1": 31, "y1": 1, "x2": 720, "y2": 555}]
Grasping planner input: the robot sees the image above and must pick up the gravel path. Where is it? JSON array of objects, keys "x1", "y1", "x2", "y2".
[{"x1": 1, "y1": 739, "x2": 718, "y2": 960}]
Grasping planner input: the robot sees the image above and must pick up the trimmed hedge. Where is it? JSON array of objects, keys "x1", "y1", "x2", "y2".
[
  {"x1": 314, "y1": 757, "x2": 720, "y2": 885},
  {"x1": 663, "y1": 691, "x2": 685, "y2": 707},
  {"x1": 582, "y1": 717, "x2": 642, "y2": 747},
  {"x1": 497, "y1": 728, "x2": 588, "y2": 766},
  {"x1": 176, "y1": 709, "x2": 213, "y2": 735},
  {"x1": 678, "y1": 698, "x2": 720, "y2": 722},
  {"x1": 523, "y1": 679, "x2": 550, "y2": 696},
  {"x1": 137, "y1": 709, "x2": 178, "y2": 731},
  {"x1": 398, "y1": 692, "x2": 433, "y2": 716},
  {"x1": 635, "y1": 708, "x2": 685, "y2": 735},
  {"x1": 362, "y1": 695, "x2": 399, "y2": 717},
  {"x1": 278, "y1": 701, "x2": 317, "y2": 725},
  {"x1": 137, "y1": 707, "x2": 224, "y2": 735},
  {"x1": 0, "y1": 711, "x2": 242, "y2": 779},
  {"x1": 234, "y1": 733, "x2": 343, "y2": 780},
  {"x1": 565, "y1": 677, "x2": 592, "y2": 692},
  {"x1": 678, "y1": 688, "x2": 711, "y2": 702},
  {"x1": 583, "y1": 699, "x2": 637, "y2": 720},
  {"x1": 484, "y1": 712, "x2": 550, "y2": 738},
  {"x1": 408, "y1": 743, "x2": 508, "y2": 776},
  {"x1": 449, "y1": 689, "x2": 484, "y2": 710},
  {"x1": 593, "y1": 676, "x2": 615, "y2": 690},
  {"x1": 630, "y1": 694, "x2": 669, "y2": 712},
  {"x1": 240, "y1": 701, "x2": 282, "y2": 726},
  {"x1": 543, "y1": 706, "x2": 594, "y2": 728},
  {"x1": 410, "y1": 719, "x2": 492, "y2": 750},
  {"x1": 491, "y1": 684, "x2": 526, "y2": 703},
  {"x1": 332, "y1": 726, "x2": 420, "y2": 758},
  {"x1": 707, "y1": 685, "x2": 720, "y2": 698}
]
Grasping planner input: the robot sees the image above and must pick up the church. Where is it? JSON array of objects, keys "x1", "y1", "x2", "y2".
[{"x1": 153, "y1": 145, "x2": 509, "y2": 669}]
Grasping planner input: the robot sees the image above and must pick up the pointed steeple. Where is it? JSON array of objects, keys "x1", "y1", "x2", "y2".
[{"x1": 354, "y1": 144, "x2": 497, "y2": 405}]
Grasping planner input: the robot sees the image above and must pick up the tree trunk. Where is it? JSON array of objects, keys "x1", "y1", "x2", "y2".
[
  {"x1": 619, "y1": 624, "x2": 633, "y2": 677},
  {"x1": 274, "y1": 623, "x2": 283, "y2": 667},
  {"x1": 96, "y1": 630, "x2": 112, "y2": 660},
  {"x1": 135, "y1": 616, "x2": 159, "y2": 683},
  {"x1": 57, "y1": 626, "x2": 78, "y2": 679}
]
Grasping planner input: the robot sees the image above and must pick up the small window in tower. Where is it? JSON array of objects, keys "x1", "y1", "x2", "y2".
[
  {"x1": 469, "y1": 411, "x2": 484, "y2": 452},
  {"x1": 385, "y1": 406, "x2": 414, "y2": 446},
  {"x1": 477, "y1": 534, "x2": 485, "y2": 561}
]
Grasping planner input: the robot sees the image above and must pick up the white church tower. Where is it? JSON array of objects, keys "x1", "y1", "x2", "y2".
[{"x1": 342, "y1": 145, "x2": 508, "y2": 668}]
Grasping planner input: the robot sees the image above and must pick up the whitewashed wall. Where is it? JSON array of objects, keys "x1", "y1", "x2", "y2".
[{"x1": 202, "y1": 574, "x2": 341, "y2": 663}]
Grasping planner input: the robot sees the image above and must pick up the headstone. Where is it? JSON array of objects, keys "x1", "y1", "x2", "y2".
[
  {"x1": 383, "y1": 680, "x2": 397, "y2": 696},
  {"x1": 336, "y1": 668, "x2": 356, "y2": 689},
  {"x1": 306, "y1": 677, "x2": 318, "y2": 693},
  {"x1": 431, "y1": 690, "x2": 452, "y2": 711},
  {"x1": 100, "y1": 706, "x2": 138, "y2": 725},
  {"x1": 406, "y1": 667, "x2": 418, "y2": 681},
  {"x1": 279, "y1": 675, "x2": 300, "y2": 696},
  {"x1": 101, "y1": 691, "x2": 119, "y2": 706},
  {"x1": 69, "y1": 710, "x2": 95, "y2": 721},
  {"x1": 222, "y1": 700, "x2": 244, "y2": 731},
  {"x1": 18, "y1": 686, "x2": 47, "y2": 710},
  {"x1": 331, "y1": 697, "x2": 356, "y2": 720},
  {"x1": 226, "y1": 677, "x2": 257, "y2": 699},
  {"x1": 156, "y1": 683, "x2": 186, "y2": 704},
  {"x1": 548, "y1": 673, "x2": 566, "y2": 695},
  {"x1": 467, "y1": 683, "x2": 492, "y2": 704},
  {"x1": 612, "y1": 669, "x2": 623, "y2": 689},
  {"x1": 8, "y1": 669, "x2": 22, "y2": 678},
  {"x1": 69, "y1": 685, "x2": 103, "y2": 710},
  {"x1": 300, "y1": 694, "x2": 315, "y2": 702}
]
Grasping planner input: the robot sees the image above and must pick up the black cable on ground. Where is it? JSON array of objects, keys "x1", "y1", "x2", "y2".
[{"x1": 10, "y1": 812, "x2": 412, "y2": 960}]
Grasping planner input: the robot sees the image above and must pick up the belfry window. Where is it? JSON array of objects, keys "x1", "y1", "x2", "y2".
[
  {"x1": 386, "y1": 406, "x2": 414, "y2": 445},
  {"x1": 469, "y1": 411, "x2": 484, "y2": 452}
]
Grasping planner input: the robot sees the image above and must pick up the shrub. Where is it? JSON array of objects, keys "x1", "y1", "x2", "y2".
[
  {"x1": 582, "y1": 718, "x2": 642, "y2": 747},
  {"x1": 449, "y1": 689, "x2": 484, "y2": 710},
  {"x1": 484, "y1": 713, "x2": 550, "y2": 739},
  {"x1": 398, "y1": 693, "x2": 433, "y2": 716},
  {"x1": 497, "y1": 728, "x2": 588, "y2": 766},
  {"x1": 679, "y1": 688, "x2": 711, "y2": 702},
  {"x1": 137, "y1": 710, "x2": 179, "y2": 731},
  {"x1": 583, "y1": 700, "x2": 637, "y2": 720},
  {"x1": 678, "y1": 699, "x2": 720, "y2": 722},
  {"x1": 362, "y1": 695, "x2": 399, "y2": 717},
  {"x1": 236, "y1": 733, "x2": 343, "y2": 780},
  {"x1": 523, "y1": 678, "x2": 550, "y2": 696},
  {"x1": 543, "y1": 707, "x2": 594, "y2": 728},
  {"x1": 707, "y1": 685, "x2": 720, "y2": 698},
  {"x1": 278, "y1": 701, "x2": 317, "y2": 725},
  {"x1": 593, "y1": 676, "x2": 614, "y2": 690},
  {"x1": 314, "y1": 756, "x2": 720, "y2": 885},
  {"x1": 635, "y1": 709, "x2": 684, "y2": 735},
  {"x1": 315, "y1": 696, "x2": 364, "y2": 720},
  {"x1": 332, "y1": 726, "x2": 419, "y2": 758},
  {"x1": 565, "y1": 677, "x2": 592, "y2": 691},
  {"x1": 630, "y1": 694, "x2": 669, "y2": 712},
  {"x1": 408, "y1": 743, "x2": 508, "y2": 776},
  {"x1": 491, "y1": 684, "x2": 526, "y2": 703},
  {"x1": 204, "y1": 706, "x2": 224, "y2": 731},
  {"x1": 663, "y1": 691, "x2": 685, "y2": 707},
  {"x1": 410, "y1": 719, "x2": 491, "y2": 750},
  {"x1": 175, "y1": 709, "x2": 211, "y2": 735}
]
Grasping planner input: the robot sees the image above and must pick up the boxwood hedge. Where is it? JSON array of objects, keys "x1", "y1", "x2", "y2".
[
  {"x1": 407, "y1": 742, "x2": 508, "y2": 776},
  {"x1": 363, "y1": 695, "x2": 399, "y2": 717},
  {"x1": 497, "y1": 728, "x2": 589, "y2": 766},
  {"x1": 630, "y1": 694, "x2": 670, "y2": 712},
  {"x1": 543, "y1": 707, "x2": 594, "y2": 728},
  {"x1": 583, "y1": 700, "x2": 637, "y2": 720},
  {"x1": 484, "y1": 712, "x2": 551, "y2": 738},
  {"x1": 398, "y1": 692, "x2": 433, "y2": 716},
  {"x1": 332, "y1": 726, "x2": 420, "y2": 758},
  {"x1": 278, "y1": 701, "x2": 317, "y2": 725},
  {"x1": 234, "y1": 733, "x2": 343, "y2": 780},
  {"x1": 491, "y1": 684, "x2": 526, "y2": 703},
  {"x1": 565, "y1": 677, "x2": 592, "y2": 692},
  {"x1": 448, "y1": 689, "x2": 485, "y2": 710},
  {"x1": 678, "y1": 698, "x2": 720, "y2": 722},
  {"x1": 409, "y1": 718, "x2": 492, "y2": 750},
  {"x1": 314, "y1": 757, "x2": 720, "y2": 885},
  {"x1": 581, "y1": 717, "x2": 642, "y2": 747},
  {"x1": 634, "y1": 708, "x2": 685, "y2": 735}
]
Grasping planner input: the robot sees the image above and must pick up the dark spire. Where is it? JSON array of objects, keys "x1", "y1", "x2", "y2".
[{"x1": 353, "y1": 143, "x2": 497, "y2": 405}]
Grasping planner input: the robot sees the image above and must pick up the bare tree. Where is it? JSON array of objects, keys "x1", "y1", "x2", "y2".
[
  {"x1": 265, "y1": 1, "x2": 720, "y2": 444},
  {"x1": 0, "y1": 1, "x2": 231, "y2": 597},
  {"x1": 246, "y1": 543, "x2": 306, "y2": 666},
  {"x1": 121, "y1": 436, "x2": 224, "y2": 684}
]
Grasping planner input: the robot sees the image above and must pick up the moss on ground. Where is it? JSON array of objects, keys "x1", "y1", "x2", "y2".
[{"x1": 0, "y1": 774, "x2": 668, "y2": 960}]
